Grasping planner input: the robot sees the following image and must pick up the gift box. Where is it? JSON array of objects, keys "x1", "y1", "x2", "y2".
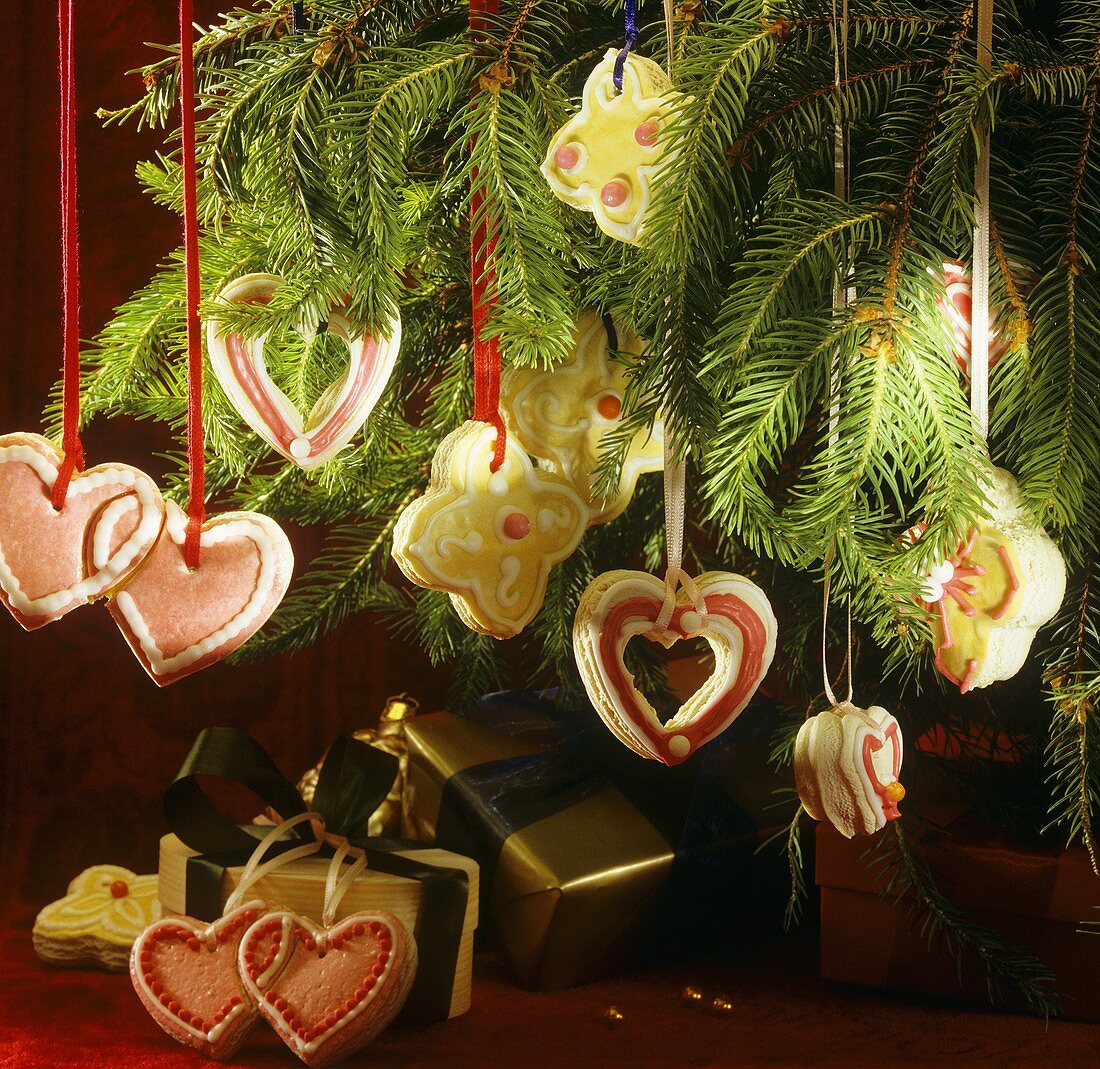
[
  {"x1": 156, "y1": 727, "x2": 478, "y2": 1023},
  {"x1": 816, "y1": 813, "x2": 1099, "y2": 1020},
  {"x1": 403, "y1": 689, "x2": 789, "y2": 989}
]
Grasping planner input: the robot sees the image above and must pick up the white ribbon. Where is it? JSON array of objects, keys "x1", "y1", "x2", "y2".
[{"x1": 970, "y1": 0, "x2": 994, "y2": 442}]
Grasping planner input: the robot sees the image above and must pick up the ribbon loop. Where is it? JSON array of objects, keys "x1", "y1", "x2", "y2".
[
  {"x1": 223, "y1": 811, "x2": 325, "y2": 916},
  {"x1": 655, "y1": 433, "x2": 707, "y2": 633},
  {"x1": 612, "y1": 0, "x2": 639, "y2": 92}
]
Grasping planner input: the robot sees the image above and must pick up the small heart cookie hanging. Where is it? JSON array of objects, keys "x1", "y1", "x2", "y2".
[{"x1": 206, "y1": 274, "x2": 401, "y2": 470}]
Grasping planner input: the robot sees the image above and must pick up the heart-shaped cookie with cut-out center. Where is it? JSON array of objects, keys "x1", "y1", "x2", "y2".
[
  {"x1": 573, "y1": 569, "x2": 777, "y2": 765},
  {"x1": 239, "y1": 910, "x2": 416, "y2": 1068},
  {"x1": 206, "y1": 274, "x2": 401, "y2": 470},
  {"x1": 130, "y1": 903, "x2": 267, "y2": 1060},
  {"x1": 0, "y1": 432, "x2": 165, "y2": 629},
  {"x1": 106, "y1": 500, "x2": 293, "y2": 686}
]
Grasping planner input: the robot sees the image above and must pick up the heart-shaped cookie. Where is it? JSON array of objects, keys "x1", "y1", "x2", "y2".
[
  {"x1": 206, "y1": 274, "x2": 401, "y2": 470},
  {"x1": 0, "y1": 432, "x2": 165, "y2": 629},
  {"x1": 239, "y1": 910, "x2": 417, "y2": 1067},
  {"x1": 794, "y1": 703, "x2": 905, "y2": 839},
  {"x1": 106, "y1": 500, "x2": 293, "y2": 686},
  {"x1": 573, "y1": 569, "x2": 777, "y2": 765},
  {"x1": 130, "y1": 902, "x2": 268, "y2": 1061}
]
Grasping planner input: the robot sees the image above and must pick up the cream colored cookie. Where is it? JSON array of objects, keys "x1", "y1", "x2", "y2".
[
  {"x1": 393, "y1": 421, "x2": 588, "y2": 639},
  {"x1": 794, "y1": 703, "x2": 904, "y2": 839},
  {"x1": 542, "y1": 50, "x2": 679, "y2": 244},
  {"x1": 913, "y1": 468, "x2": 1066, "y2": 692},
  {"x1": 501, "y1": 311, "x2": 662, "y2": 524},
  {"x1": 34, "y1": 865, "x2": 160, "y2": 971}
]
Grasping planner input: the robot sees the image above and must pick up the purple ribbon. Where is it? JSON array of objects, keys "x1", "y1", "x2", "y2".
[{"x1": 613, "y1": 0, "x2": 639, "y2": 92}]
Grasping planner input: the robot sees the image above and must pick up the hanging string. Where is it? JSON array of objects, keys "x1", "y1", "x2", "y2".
[
  {"x1": 820, "y1": 553, "x2": 854, "y2": 709},
  {"x1": 179, "y1": 0, "x2": 206, "y2": 567},
  {"x1": 51, "y1": 0, "x2": 85, "y2": 509},
  {"x1": 469, "y1": 0, "x2": 506, "y2": 471},
  {"x1": 612, "y1": 0, "x2": 639, "y2": 92},
  {"x1": 221, "y1": 812, "x2": 323, "y2": 917},
  {"x1": 320, "y1": 836, "x2": 368, "y2": 929},
  {"x1": 970, "y1": 0, "x2": 994, "y2": 442}
]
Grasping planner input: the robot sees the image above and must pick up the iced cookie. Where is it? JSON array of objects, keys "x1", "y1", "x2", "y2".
[
  {"x1": 206, "y1": 274, "x2": 401, "y2": 470},
  {"x1": 34, "y1": 865, "x2": 160, "y2": 972},
  {"x1": 911, "y1": 468, "x2": 1065, "y2": 692},
  {"x1": 501, "y1": 311, "x2": 662, "y2": 523},
  {"x1": 0, "y1": 432, "x2": 164, "y2": 629},
  {"x1": 794, "y1": 703, "x2": 905, "y2": 839},
  {"x1": 393, "y1": 421, "x2": 588, "y2": 639},
  {"x1": 239, "y1": 910, "x2": 416, "y2": 1067},
  {"x1": 106, "y1": 500, "x2": 294, "y2": 686},
  {"x1": 938, "y1": 261, "x2": 1011, "y2": 378},
  {"x1": 573, "y1": 569, "x2": 777, "y2": 765},
  {"x1": 542, "y1": 49, "x2": 678, "y2": 243}
]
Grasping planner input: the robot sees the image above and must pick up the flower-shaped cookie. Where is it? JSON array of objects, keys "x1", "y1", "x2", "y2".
[
  {"x1": 912, "y1": 468, "x2": 1066, "y2": 692},
  {"x1": 34, "y1": 864, "x2": 160, "y2": 971},
  {"x1": 393, "y1": 421, "x2": 588, "y2": 639},
  {"x1": 542, "y1": 49, "x2": 677, "y2": 244},
  {"x1": 501, "y1": 311, "x2": 662, "y2": 524}
]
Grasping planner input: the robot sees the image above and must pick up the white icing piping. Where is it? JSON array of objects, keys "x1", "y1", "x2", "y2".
[{"x1": 0, "y1": 447, "x2": 162, "y2": 615}]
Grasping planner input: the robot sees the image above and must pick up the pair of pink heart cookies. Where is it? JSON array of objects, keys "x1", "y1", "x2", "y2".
[
  {"x1": 0, "y1": 432, "x2": 292, "y2": 685},
  {"x1": 131, "y1": 903, "x2": 416, "y2": 1066}
]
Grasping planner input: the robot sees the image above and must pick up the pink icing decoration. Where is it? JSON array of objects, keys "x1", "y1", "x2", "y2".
[
  {"x1": 634, "y1": 120, "x2": 659, "y2": 147},
  {"x1": 502, "y1": 512, "x2": 531, "y2": 541},
  {"x1": 554, "y1": 145, "x2": 581, "y2": 171},
  {"x1": 600, "y1": 180, "x2": 629, "y2": 208}
]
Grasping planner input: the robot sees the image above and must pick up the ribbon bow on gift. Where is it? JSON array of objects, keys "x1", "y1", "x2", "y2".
[{"x1": 163, "y1": 726, "x2": 469, "y2": 1024}]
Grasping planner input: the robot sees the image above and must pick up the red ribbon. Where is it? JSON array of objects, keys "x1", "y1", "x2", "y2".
[
  {"x1": 469, "y1": 0, "x2": 505, "y2": 471},
  {"x1": 51, "y1": 0, "x2": 85, "y2": 509},
  {"x1": 179, "y1": 0, "x2": 205, "y2": 567}
]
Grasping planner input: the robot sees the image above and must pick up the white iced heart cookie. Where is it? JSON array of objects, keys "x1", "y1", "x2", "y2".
[
  {"x1": 501, "y1": 310, "x2": 662, "y2": 524},
  {"x1": 573, "y1": 569, "x2": 777, "y2": 765},
  {"x1": 542, "y1": 50, "x2": 679, "y2": 244},
  {"x1": 794, "y1": 703, "x2": 905, "y2": 839},
  {"x1": 106, "y1": 500, "x2": 294, "y2": 686},
  {"x1": 206, "y1": 274, "x2": 401, "y2": 470},
  {"x1": 393, "y1": 421, "x2": 588, "y2": 639},
  {"x1": 0, "y1": 432, "x2": 165, "y2": 629},
  {"x1": 34, "y1": 864, "x2": 160, "y2": 971},
  {"x1": 911, "y1": 467, "x2": 1066, "y2": 692}
]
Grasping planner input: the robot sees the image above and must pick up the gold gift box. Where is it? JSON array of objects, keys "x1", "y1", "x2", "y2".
[
  {"x1": 403, "y1": 711, "x2": 674, "y2": 990},
  {"x1": 157, "y1": 833, "x2": 478, "y2": 1019}
]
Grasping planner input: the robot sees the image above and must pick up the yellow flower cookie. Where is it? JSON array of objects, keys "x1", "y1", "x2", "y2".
[
  {"x1": 393, "y1": 421, "x2": 588, "y2": 639},
  {"x1": 542, "y1": 49, "x2": 677, "y2": 244},
  {"x1": 913, "y1": 468, "x2": 1066, "y2": 692},
  {"x1": 501, "y1": 311, "x2": 662, "y2": 524},
  {"x1": 34, "y1": 864, "x2": 160, "y2": 972}
]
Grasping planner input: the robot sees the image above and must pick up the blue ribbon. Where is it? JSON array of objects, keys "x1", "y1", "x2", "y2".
[{"x1": 613, "y1": 0, "x2": 639, "y2": 92}]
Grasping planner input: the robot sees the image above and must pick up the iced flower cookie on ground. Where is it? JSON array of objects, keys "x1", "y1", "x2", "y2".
[
  {"x1": 393, "y1": 421, "x2": 588, "y2": 639},
  {"x1": 911, "y1": 468, "x2": 1065, "y2": 693},
  {"x1": 542, "y1": 49, "x2": 678, "y2": 244},
  {"x1": 502, "y1": 311, "x2": 662, "y2": 524},
  {"x1": 34, "y1": 865, "x2": 160, "y2": 971}
]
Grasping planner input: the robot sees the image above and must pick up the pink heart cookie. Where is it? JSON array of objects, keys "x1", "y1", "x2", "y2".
[
  {"x1": 130, "y1": 902, "x2": 269, "y2": 1060},
  {"x1": 0, "y1": 432, "x2": 165, "y2": 629},
  {"x1": 574, "y1": 570, "x2": 777, "y2": 765},
  {"x1": 206, "y1": 274, "x2": 401, "y2": 470},
  {"x1": 106, "y1": 500, "x2": 293, "y2": 686},
  {"x1": 239, "y1": 910, "x2": 417, "y2": 1067}
]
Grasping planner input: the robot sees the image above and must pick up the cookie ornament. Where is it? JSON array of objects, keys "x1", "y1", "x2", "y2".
[
  {"x1": 938, "y1": 261, "x2": 1012, "y2": 378},
  {"x1": 794, "y1": 703, "x2": 905, "y2": 839},
  {"x1": 573, "y1": 569, "x2": 777, "y2": 765},
  {"x1": 0, "y1": 433, "x2": 165, "y2": 629},
  {"x1": 393, "y1": 421, "x2": 588, "y2": 639},
  {"x1": 34, "y1": 865, "x2": 160, "y2": 971},
  {"x1": 106, "y1": 500, "x2": 294, "y2": 686},
  {"x1": 501, "y1": 311, "x2": 662, "y2": 523},
  {"x1": 911, "y1": 468, "x2": 1066, "y2": 693},
  {"x1": 206, "y1": 274, "x2": 401, "y2": 470},
  {"x1": 542, "y1": 49, "x2": 679, "y2": 243},
  {"x1": 238, "y1": 843, "x2": 417, "y2": 1067}
]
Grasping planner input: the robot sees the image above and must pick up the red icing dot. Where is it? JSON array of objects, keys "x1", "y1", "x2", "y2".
[
  {"x1": 634, "y1": 119, "x2": 660, "y2": 147},
  {"x1": 372, "y1": 962, "x2": 386, "y2": 978},
  {"x1": 379, "y1": 937, "x2": 392, "y2": 952},
  {"x1": 364, "y1": 977, "x2": 377, "y2": 991},
  {"x1": 274, "y1": 997, "x2": 289, "y2": 1012},
  {"x1": 368, "y1": 922, "x2": 382, "y2": 934},
  {"x1": 378, "y1": 951, "x2": 390, "y2": 967},
  {"x1": 186, "y1": 938, "x2": 200, "y2": 953},
  {"x1": 596, "y1": 393, "x2": 622, "y2": 420},
  {"x1": 159, "y1": 994, "x2": 170, "y2": 1007},
  {"x1": 352, "y1": 923, "x2": 365, "y2": 936},
  {"x1": 109, "y1": 880, "x2": 129, "y2": 899},
  {"x1": 229, "y1": 996, "x2": 242, "y2": 1008},
  {"x1": 554, "y1": 144, "x2": 581, "y2": 171},
  {"x1": 600, "y1": 180, "x2": 629, "y2": 207},
  {"x1": 344, "y1": 998, "x2": 357, "y2": 1013},
  {"x1": 167, "y1": 1001, "x2": 180, "y2": 1015},
  {"x1": 502, "y1": 512, "x2": 531, "y2": 540}
]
